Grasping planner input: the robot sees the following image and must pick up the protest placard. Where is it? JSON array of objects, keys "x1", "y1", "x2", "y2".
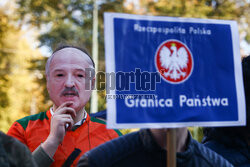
[{"x1": 104, "y1": 13, "x2": 245, "y2": 129}]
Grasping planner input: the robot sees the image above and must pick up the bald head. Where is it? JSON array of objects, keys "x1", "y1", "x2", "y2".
[{"x1": 45, "y1": 45, "x2": 95, "y2": 78}]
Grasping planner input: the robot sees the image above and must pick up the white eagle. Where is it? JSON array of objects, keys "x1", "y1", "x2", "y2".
[{"x1": 160, "y1": 44, "x2": 188, "y2": 80}]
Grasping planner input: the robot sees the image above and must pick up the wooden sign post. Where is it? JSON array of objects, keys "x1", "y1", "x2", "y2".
[{"x1": 167, "y1": 129, "x2": 176, "y2": 167}]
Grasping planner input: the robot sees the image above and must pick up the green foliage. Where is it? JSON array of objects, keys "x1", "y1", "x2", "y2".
[
  {"x1": 0, "y1": 11, "x2": 15, "y2": 108},
  {"x1": 0, "y1": 7, "x2": 45, "y2": 132},
  {"x1": 138, "y1": 0, "x2": 248, "y2": 20},
  {"x1": 145, "y1": 0, "x2": 250, "y2": 44},
  {"x1": 15, "y1": 0, "x2": 127, "y2": 106},
  {"x1": 28, "y1": 57, "x2": 52, "y2": 112},
  {"x1": 0, "y1": 37, "x2": 44, "y2": 132},
  {"x1": 17, "y1": 0, "x2": 94, "y2": 52},
  {"x1": 16, "y1": 0, "x2": 126, "y2": 58}
]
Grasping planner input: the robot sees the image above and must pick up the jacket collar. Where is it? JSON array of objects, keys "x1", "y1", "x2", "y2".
[{"x1": 139, "y1": 129, "x2": 194, "y2": 161}]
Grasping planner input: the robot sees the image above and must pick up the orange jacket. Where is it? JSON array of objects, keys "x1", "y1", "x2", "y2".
[{"x1": 7, "y1": 110, "x2": 121, "y2": 167}]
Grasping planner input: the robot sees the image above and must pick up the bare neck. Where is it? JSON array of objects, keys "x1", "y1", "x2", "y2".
[
  {"x1": 150, "y1": 128, "x2": 188, "y2": 152},
  {"x1": 74, "y1": 108, "x2": 85, "y2": 123}
]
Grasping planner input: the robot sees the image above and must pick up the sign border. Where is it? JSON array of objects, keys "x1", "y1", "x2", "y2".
[{"x1": 104, "y1": 12, "x2": 246, "y2": 129}]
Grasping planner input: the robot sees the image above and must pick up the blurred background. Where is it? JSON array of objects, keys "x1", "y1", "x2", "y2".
[{"x1": 0, "y1": 0, "x2": 249, "y2": 140}]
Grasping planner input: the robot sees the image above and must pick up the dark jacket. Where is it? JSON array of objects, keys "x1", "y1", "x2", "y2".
[
  {"x1": 203, "y1": 128, "x2": 250, "y2": 167},
  {"x1": 78, "y1": 129, "x2": 233, "y2": 167},
  {"x1": 0, "y1": 131, "x2": 37, "y2": 167}
]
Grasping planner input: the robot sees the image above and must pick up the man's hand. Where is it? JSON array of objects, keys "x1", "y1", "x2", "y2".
[
  {"x1": 41, "y1": 102, "x2": 76, "y2": 158},
  {"x1": 49, "y1": 101, "x2": 76, "y2": 144}
]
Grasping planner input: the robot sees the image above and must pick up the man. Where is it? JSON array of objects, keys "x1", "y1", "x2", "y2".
[
  {"x1": 0, "y1": 131, "x2": 37, "y2": 167},
  {"x1": 77, "y1": 128, "x2": 233, "y2": 167},
  {"x1": 7, "y1": 45, "x2": 121, "y2": 167},
  {"x1": 202, "y1": 55, "x2": 250, "y2": 166}
]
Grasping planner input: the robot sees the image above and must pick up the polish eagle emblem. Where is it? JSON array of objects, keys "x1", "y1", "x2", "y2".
[{"x1": 155, "y1": 40, "x2": 193, "y2": 84}]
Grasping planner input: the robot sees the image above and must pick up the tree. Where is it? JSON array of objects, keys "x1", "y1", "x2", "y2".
[
  {"x1": 0, "y1": 6, "x2": 44, "y2": 132},
  {"x1": 15, "y1": 0, "x2": 128, "y2": 111},
  {"x1": 131, "y1": 0, "x2": 250, "y2": 49},
  {"x1": 3, "y1": 38, "x2": 45, "y2": 131},
  {"x1": 0, "y1": 10, "x2": 15, "y2": 109},
  {"x1": 16, "y1": 0, "x2": 126, "y2": 58}
]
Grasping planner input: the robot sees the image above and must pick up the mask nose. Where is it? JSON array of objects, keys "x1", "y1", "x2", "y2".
[{"x1": 65, "y1": 75, "x2": 75, "y2": 88}]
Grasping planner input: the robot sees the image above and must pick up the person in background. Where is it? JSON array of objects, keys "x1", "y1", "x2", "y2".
[
  {"x1": 7, "y1": 45, "x2": 121, "y2": 167},
  {"x1": 202, "y1": 55, "x2": 250, "y2": 167},
  {"x1": 0, "y1": 131, "x2": 37, "y2": 167},
  {"x1": 77, "y1": 127, "x2": 233, "y2": 167}
]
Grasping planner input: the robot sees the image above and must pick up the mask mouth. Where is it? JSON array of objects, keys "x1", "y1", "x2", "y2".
[
  {"x1": 63, "y1": 92, "x2": 78, "y2": 96},
  {"x1": 61, "y1": 88, "x2": 79, "y2": 97}
]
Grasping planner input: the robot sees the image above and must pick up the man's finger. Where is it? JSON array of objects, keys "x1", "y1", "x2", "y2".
[
  {"x1": 56, "y1": 101, "x2": 74, "y2": 110},
  {"x1": 55, "y1": 107, "x2": 76, "y2": 117}
]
